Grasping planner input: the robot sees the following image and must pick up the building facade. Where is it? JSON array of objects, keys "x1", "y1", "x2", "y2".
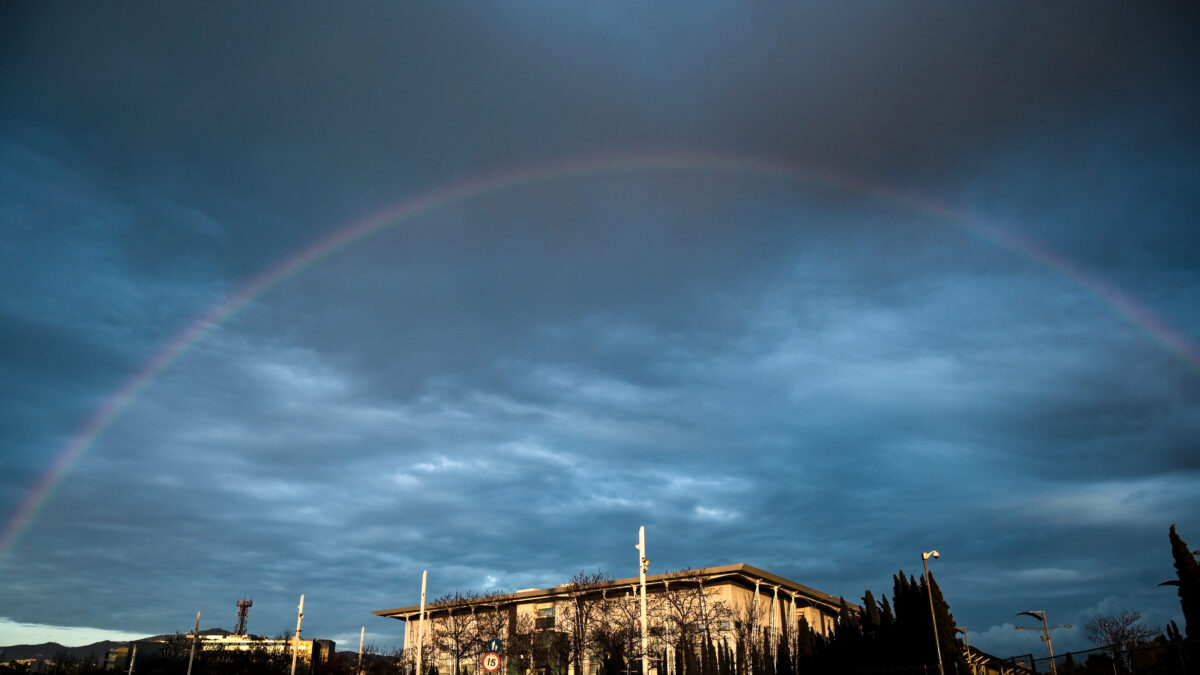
[
  {"x1": 374, "y1": 563, "x2": 850, "y2": 675},
  {"x1": 103, "y1": 634, "x2": 335, "y2": 672}
]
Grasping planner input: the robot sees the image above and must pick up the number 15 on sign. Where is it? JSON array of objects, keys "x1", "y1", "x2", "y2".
[{"x1": 482, "y1": 652, "x2": 501, "y2": 673}]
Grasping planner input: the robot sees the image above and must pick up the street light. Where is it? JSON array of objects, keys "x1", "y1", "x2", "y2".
[
  {"x1": 922, "y1": 551, "x2": 944, "y2": 675},
  {"x1": 1016, "y1": 610, "x2": 1071, "y2": 675}
]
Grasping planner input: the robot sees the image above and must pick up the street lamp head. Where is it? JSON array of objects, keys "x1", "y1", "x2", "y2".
[{"x1": 923, "y1": 550, "x2": 940, "y2": 560}]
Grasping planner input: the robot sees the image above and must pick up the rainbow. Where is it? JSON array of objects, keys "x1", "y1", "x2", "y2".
[{"x1": 2, "y1": 149, "x2": 1197, "y2": 564}]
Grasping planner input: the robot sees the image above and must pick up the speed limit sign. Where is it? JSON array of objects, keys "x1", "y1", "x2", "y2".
[{"x1": 482, "y1": 652, "x2": 501, "y2": 673}]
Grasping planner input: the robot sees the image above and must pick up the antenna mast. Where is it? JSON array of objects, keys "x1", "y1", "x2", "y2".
[{"x1": 235, "y1": 597, "x2": 253, "y2": 636}]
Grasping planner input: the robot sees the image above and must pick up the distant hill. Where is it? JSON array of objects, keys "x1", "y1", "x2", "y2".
[
  {"x1": 0, "y1": 629, "x2": 233, "y2": 664},
  {"x1": 0, "y1": 640, "x2": 121, "y2": 663}
]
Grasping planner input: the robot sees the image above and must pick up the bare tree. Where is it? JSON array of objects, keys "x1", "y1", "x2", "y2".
[
  {"x1": 658, "y1": 569, "x2": 732, "y2": 675},
  {"x1": 474, "y1": 592, "x2": 514, "y2": 651},
  {"x1": 554, "y1": 570, "x2": 612, "y2": 675},
  {"x1": 506, "y1": 610, "x2": 539, "y2": 675},
  {"x1": 433, "y1": 591, "x2": 483, "y2": 675},
  {"x1": 1083, "y1": 609, "x2": 1159, "y2": 649},
  {"x1": 729, "y1": 586, "x2": 769, "y2": 675},
  {"x1": 591, "y1": 585, "x2": 645, "y2": 675}
]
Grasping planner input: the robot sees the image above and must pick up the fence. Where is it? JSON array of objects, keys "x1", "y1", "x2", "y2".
[{"x1": 1003, "y1": 639, "x2": 1197, "y2": 675}]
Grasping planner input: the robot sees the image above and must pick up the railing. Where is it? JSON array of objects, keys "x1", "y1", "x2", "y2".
[{"x1": 1004, "y1": 638, "x2": 1196, "y2": 675}]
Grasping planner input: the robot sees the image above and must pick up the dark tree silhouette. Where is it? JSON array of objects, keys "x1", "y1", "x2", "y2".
[
  {"x1": 1083, "y1": 609, "x2": 1159, "y2": 649},
  {"x1": 1169, "y1": 524, "x2": 1200, "y2": 639}
]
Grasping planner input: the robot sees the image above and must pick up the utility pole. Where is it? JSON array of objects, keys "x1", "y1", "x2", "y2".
[
  {"x1": 357, "y1": 626, "x2": 365, "y2": 675},
  {"x1": 290, "y1": 594, "x2": 305, "y2": 675},
  {"x1": 636, "y1": 526, "x2": 648, "y2": 675},
  {"x1": 1016, "y1": 610, "x2": 1070, "y2": 675},
  {"x1": 417, "y1": 570, "x2": 428, "y2": 675},
  {"x1": 186, "y1": 611, "x2": 201, "y2": 675}
]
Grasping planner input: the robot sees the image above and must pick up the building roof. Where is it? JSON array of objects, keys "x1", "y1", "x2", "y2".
[{"x1": 373, "y1": 563, "x2": 852, "y2": 621}]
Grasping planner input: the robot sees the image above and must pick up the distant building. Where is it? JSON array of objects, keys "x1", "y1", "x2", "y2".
[
  {"x1": 103, "y1": 640, "x2": 165, "y2": 672},
  {"x1": 103, "y1": 634, "x2": 335, "y2": 671},
  {"x1": 375, "y1": 563, "x2": 849, "y2": 675}
]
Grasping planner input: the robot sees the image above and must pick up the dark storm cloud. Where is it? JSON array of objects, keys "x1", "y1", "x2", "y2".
[{"x1": 2, "y1": 0, "x2": 1198, "y2": 659}]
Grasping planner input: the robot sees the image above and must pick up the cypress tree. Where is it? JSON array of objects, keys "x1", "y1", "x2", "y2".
[
  {"x1": 892, "y1": 572, "x2": 922, "y2": 667},
  {"x1": 1169, "y1": 524, "x2": 1200, "y2": 639},
  {"x1": 879, "y1": 595, "x2": 894, "y2": 627},
  {"x1": 759, "y1": 630, "x2": 775, "y2": 675},
  {"x1": 860, "y1": 590, "x2": 881, "y2": 641},
  {"x1": 775, "y1": 620, "x2": 793, "y2": 675},
  {"x1": 925, "y1": 572, "x2": 968, "y2": 675}
]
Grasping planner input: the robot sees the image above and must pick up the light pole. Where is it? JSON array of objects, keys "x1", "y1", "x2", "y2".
[
  {"x1": 922, "y1": 550, "x2": 944, "y2": 675},
  {"x1": 1016, "y1": 610, "x2": 1070, "y2": 675}
]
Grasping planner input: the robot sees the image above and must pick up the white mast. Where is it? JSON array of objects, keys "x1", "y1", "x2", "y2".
[
  {"x1": 357, "y1": 626, "x2": 366, "y2": 675},
  {"x1": 186, "y1": 611, "x2": 201, "y2": 675},
  {"x1": 290, "y1": 594, "x2": 305, "y2": 675},
  {"x1": 416, "y1": 569, "x2": 428, "y2": 675},
  {"x1": 636, "y1": 526, "x2": 648, "y2": 675}
]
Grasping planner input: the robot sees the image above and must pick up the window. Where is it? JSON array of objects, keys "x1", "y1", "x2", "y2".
[{"x1": 535, "y1": 607, "x2": 555, "y2": 630}]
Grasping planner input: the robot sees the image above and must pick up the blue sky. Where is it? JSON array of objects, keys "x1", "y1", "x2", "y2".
[{"x1": 2, "y1": 1, "x2": 1198, "y2": 659}]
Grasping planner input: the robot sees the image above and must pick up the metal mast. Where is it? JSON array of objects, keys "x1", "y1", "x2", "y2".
[
  {"x1": 186, "y1": 611, "x2": 201, "y2": 675},
  {"x1": 417, "y1": 570, "x2": 428, "y2": 675},
  {"x1": 290, "y1": 594, "x2": 305, "y2": 675},
  {"x1": 636, "y1": 526, "x2": 648, "y2": 675},
  {"x1": 235, "y1": 597, "x2": 253, "y2": 636},
  {"x1": 357, "y1": 626, "x2": 365, "y2": 675}
]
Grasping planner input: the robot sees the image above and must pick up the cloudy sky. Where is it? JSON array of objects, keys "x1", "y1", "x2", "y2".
[{"x1": 2, "y1": 1, "x2": 1199, "y2": 660}]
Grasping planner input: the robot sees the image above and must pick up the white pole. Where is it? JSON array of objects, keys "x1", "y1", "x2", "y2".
[
  {"x1": 186, "y1": 611, "x2": 201, "y2": 675},
  {"x1": 636, "y1": 526, "x2": 648, "y2": 675},
  {"x1": 417, "y1": 570, "x2": 428, "y2": 675},
  {"x1": 358, "y1": 626, "x2": 366, "y2": 675},
  {"x1": 127, "y1": 643, "x2": 138, "y2": 675},
  {"x1": 922, "y1": 554, "x2": 944, "y2": 675},
  {"x1": 290, "y1": 594, "x2": 305, "y2": 675}
]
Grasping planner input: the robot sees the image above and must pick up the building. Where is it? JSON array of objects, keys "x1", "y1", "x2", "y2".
[
  {"x1": 374, "y1": 563, "x2": 850, "y2": 675},
  {"x1": 103, "y1": 634, "x2": 335, "y2": 672}
]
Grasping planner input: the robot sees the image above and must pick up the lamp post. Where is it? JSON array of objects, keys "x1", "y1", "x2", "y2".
[
  {"x1": 921, "y1": 550, "x2": 944, "y2": 675},
  {"x1": 1016, "y1": 610, "x2": 1070, "y2": 675}
]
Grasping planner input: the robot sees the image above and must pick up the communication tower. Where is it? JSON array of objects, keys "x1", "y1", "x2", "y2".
[{"x1": 234, "y1": 597, "x2": 253, "y2": 636}]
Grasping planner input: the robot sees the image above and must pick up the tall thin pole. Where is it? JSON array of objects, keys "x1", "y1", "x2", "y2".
[
  {"x1": 956, "y1": 627, "x2": 973, "y2": 675},
  {"x1": 127, "y1": 643, "x2": 138, "y2": 675},
  {"x1": 290, "y1": 594, "x2": 305, "y2": 675},
  {"x1": 186, "y1": 611, "x2": 201, "y2": 675},
  {"x1": 922, "y1": 552, "x2": 944, "y2": 675},
  {"x1": 636, "y1": 526, "x2": 648, "y2": 675},
  {"x1": 1037, "y1": 612, "x2": 1058, "y2": 675},
  {"x1": 417, "y1": 570, "x2": 428, "y2": 675},
  {"x1": 357, "y1": 626, "x2": 366, "y2": 675}
]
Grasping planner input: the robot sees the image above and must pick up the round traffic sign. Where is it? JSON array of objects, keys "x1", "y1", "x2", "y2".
[{"x1": 482, "y1": 652, "x2": 501, "y2": 673}]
